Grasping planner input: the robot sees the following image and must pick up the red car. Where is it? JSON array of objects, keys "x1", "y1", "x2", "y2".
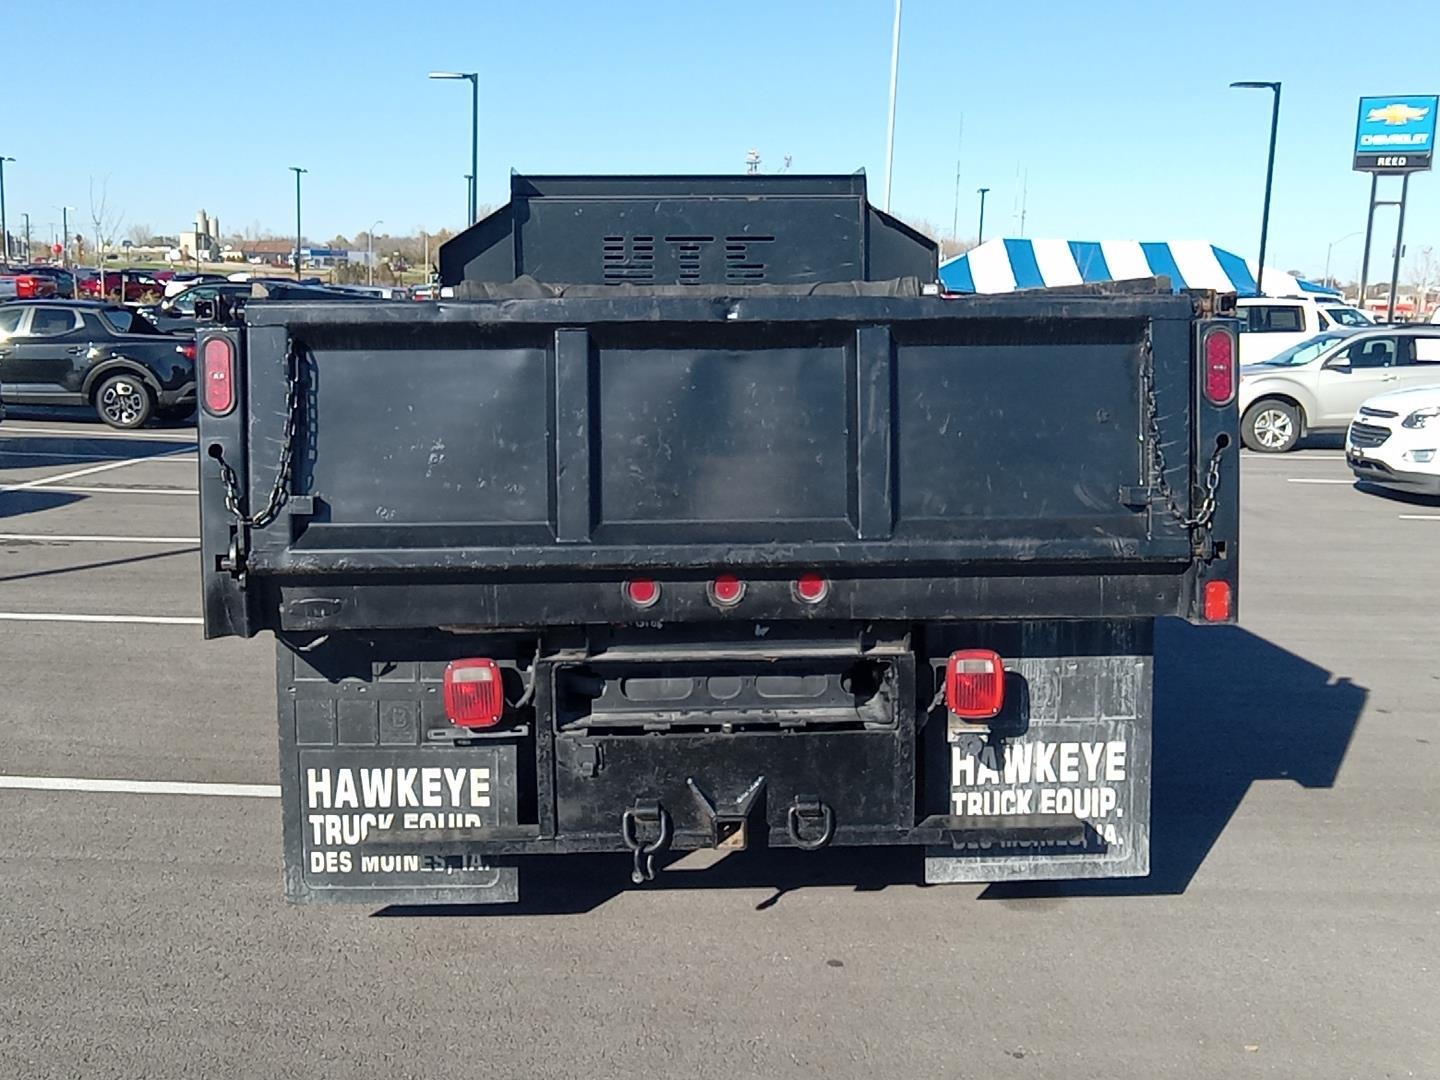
[
  {"x1": 79, "y1": 270, "x2": 166, "y2": 302},
  {"x1": 0, "y1": 271, "x2": 59, "y2": 300}
]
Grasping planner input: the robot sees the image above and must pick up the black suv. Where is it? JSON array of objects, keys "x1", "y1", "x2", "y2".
[{"x1": 0, "y1": 300, "x2": 196, "y2": 428}]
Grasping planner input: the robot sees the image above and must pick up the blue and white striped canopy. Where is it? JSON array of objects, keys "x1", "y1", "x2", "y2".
[{"x1": 939, "y1": 239, "x2": 1340, "y2": 299}]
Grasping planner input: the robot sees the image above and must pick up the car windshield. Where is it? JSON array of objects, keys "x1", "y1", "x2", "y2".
[
  {"x1": 1321, "y1": 306, "x2": 1373, "y2": 328},
  {"x1": 100, "y1": 308, "x2": 161, "y2": 335},
  {"x1": 1252, "y1": 332, "x2": 1348, "y2": 366}
]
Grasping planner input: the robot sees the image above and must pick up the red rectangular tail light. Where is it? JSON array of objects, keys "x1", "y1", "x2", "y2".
[
  {"x1": 945, "y1": 649, "x2": 1006, "y2": 720},
  {"x1": 201, "y1": 337, "x2": 234, "y2": 415},
  {"x1": 1202, "y1": 326, "x2": 1236, "y2": 406},
  {"x1": 443, "y1": 658, "x2": 505, "y2": 729},
  {"x1": 1202, "y1": 580, "x2": 1233, "y2": 622}
]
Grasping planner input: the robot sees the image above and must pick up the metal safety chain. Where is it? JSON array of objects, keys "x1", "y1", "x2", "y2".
[
  {"x1": 215, "y1": 340, "x2": 303, "y2": 532},
  {"x1": 1140, "y1": 326, "x2": 1224, "y2": 533}
]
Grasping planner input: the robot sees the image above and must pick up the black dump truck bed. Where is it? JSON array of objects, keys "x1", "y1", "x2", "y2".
[{"x1": 197, "y1": 175, "x2": 1239, "y2": 905}]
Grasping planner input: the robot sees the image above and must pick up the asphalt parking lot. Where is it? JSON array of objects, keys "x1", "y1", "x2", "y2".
[{"x1": 1, "y1": 412, "x2": 1436, "y2": 1080}]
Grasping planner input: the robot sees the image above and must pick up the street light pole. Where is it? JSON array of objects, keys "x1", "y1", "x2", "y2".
[
  {"x1": 0, "y1": 156, "x2": 12, "y2": 264},
  {"x1": 289, "y1": 166, "x2": 307, "y2": 280},
  {"x1": 368, "y1": 219, "x2": 383, "y2": 286},
  {"x1": 56, "y1": 206, "x2": 73, "y2": 268},
  {"x1": 1324, "y1": 231, "x2": 1363, "y2": 290},
  {"x1": 429, "y1": 71, "x2": 480, "y2": 223},
  {"x1": 882, "y1": 0, "x2": 902, "y2": 213},
  {"x1": 976, "y1": 187, "x2": 990, "y2": 246},
  {"x1": 1230, "y1": 81, "x2": 1281, "y2": 295},
  {"x1": 465, "y1": 175, "x2": 473, "y2": 225},
  {"x1": 22, "y1": 212, "x2": 30, "y2": 262}
]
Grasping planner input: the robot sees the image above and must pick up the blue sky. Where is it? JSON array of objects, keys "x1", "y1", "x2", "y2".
[{"x1": 5, "y1": 0, "x2": 1435, "y2": 281}]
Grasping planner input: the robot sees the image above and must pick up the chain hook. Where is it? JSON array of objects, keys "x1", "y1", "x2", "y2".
[{"x1": 620, "y1": 802, "x2": 672, "y2": 884}]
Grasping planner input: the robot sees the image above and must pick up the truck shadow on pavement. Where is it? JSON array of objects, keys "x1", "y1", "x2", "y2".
[
  {"x1": 0, "y1": 489, "x2": 86, "y2": 519},
  {"x1": 981, "y1": 618, "x2": 1366, "y2": 900},
  {"x1": 378, "y1": 620, "x2": 1365, "y2": 917}
]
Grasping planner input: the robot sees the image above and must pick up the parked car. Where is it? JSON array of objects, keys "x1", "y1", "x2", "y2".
[
  {"x1": 78, "y1": 269, "x2": 167, "y2": 303},
  {"x1": 16, "y1": 265, "x2": 77, "y2": 298},
  {"x1": 140, "y1": 281, "x2": 254, "y2": 333},
  {"x1": 1346, "y1": 385, "x2": 1440, "y2": 496},
  {"x1": 0, "y1": 270, "x2": 60, "y2": 300},
  {"x1": 1237, "y1": 295, "x2": 1373, "y2": 365},
  {"x1": 163, "y1": 272, "x2": 230, "y2": 298},
  {"x1": 0, "y1": 300, "x2": 196, "y2": 427},
  {"x1": 1239, "y1": 326, "x2": 1440, "y2": 452}
]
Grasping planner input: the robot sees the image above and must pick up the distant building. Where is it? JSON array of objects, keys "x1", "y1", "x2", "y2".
[
  {"x1": 220, "y1": 239, "x2": 294, "y2": 266},
  {"x1": 179, "y1": 208, "x2": 221, "y2": 261}
]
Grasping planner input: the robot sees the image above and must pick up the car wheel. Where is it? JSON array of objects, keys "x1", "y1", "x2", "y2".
[
  {"x1": 1242, "y1": 400, "x2": 1301, "y2": 453},
  {"x1": 95, "y1": 374, "x2": 155, "y2": 429}
]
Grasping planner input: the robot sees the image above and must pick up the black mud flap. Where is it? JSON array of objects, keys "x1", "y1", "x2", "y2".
[
  {"x1": 282, "y1": 746, "x2": 520, "y2": 906},
  {"x1": 925, "y1": 651, "x2": 1152, "y2": 883}
]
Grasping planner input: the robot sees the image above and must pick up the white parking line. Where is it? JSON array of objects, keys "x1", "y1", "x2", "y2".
[
  {"x1": 1, "y1": 484, "x2": 199, "y2": 496},
  {"x1": 1286, "y1": 478, "x2": 1354, "y2": 485},
  {"x1": 0, "y1": 533, "x2": 200, "y2": 544},
  {"x1": 0, "y1": 612, "x2": 202, "y2": 625},
  {"x1": 1398, "y1": 514, "x2": 1440, "y2": 521},
  {"x1": 1, "y1": 452, "x2": 190, "y2": 492},
  {"x1": 0, "y1": 449, "x2": 197, "y2": 462},
  {"x1": 0, "y1": 775, "x2": 279, "y2": 799},
  {"x1": 0, "y1": 427, "x2": 196, "y2": 442}
]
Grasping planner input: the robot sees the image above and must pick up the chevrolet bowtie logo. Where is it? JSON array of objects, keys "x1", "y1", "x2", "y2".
[{"x1": 1366, "y1": 102, "x2": 1429, "y2": 125}]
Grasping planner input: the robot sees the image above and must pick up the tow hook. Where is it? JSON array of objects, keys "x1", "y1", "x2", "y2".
[
  {"x1": 786, "y1": 795, "x2": 835, "y2": 850},
  {"x1": 620, "y1": 800, "x2": 672, "y2": 884}
]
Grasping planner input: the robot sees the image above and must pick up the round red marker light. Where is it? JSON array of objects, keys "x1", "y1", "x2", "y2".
[
  {"x1": 794, "y1": 573, "x2": 830, "y2": 604},
  {"x1": 625, "y1": 578, "x2": 660, "y2": 608},
  {"x1": 709, "y1": 574, "x2": 745, "y2": 606}
]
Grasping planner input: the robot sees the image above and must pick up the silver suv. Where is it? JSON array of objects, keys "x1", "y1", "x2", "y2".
[{"x1": 1238, "y1": 327, "x2": 1440, "y2": 452}]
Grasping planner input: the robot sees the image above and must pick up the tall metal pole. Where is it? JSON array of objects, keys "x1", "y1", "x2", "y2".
[
  {"x1": 22, "y1": 212, "x2": 30, "y2": 262},
  {"x1": 1231, "y1": 81, "x2": 1281, "y2": 295},
  {"x1": 469, "y1": 74, "x2": 479, "y2": 224},
  {"x1": 1387, "y1": 173, "x2": 1411, "y2": 324},
  {"x1": 0, "y1": 157, "x2": 11, "y2": 265},
  {"x1": 367, "y1": 219, "x2": 382, "y2": 286},
  {"x1": 950, "y1": 114, "x2": 964, "y2": 241},
  {"x1": 429, "y1": 72, "x2": 480, "y2": 224},
  {"x1": 1257, "y1": 85, "x2": 1280, "y2": 295},
  {"x1": 976, "y1": 187, "x2": 989, "y2": 246},
  {"x1": 61, "y1": 206, "x2": 68, "y2": 267},
  {"x1": 290, "y1": 167, "x2": 307, "y2": 280},
  {"x1": 882, "y1": 0, "x2": 902, "y2": 213},
  {"x1": 1358, "y1": 173, "x2": 1379, "y2": 309},
  {"x1": 1323, "y1": 231, "x2": 1363, "y2": 289},
  {"x1": 465, "y1": 175, "x2": 474, "y2": 227}
]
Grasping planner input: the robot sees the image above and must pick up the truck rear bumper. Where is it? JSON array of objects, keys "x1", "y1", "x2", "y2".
[{"x1": 277, "y1": 620, "x2": 1154, "y2": 905}]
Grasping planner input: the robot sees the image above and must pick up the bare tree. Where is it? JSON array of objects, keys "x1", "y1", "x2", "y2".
[
  {"x1": 126, "y1": 223, "x2": 153, "y2": 246},
  {"x1": 88, "y1": 176, "x2": 126, "y2": 263}
]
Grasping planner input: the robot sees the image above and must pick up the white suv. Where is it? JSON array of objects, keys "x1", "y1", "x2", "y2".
[
  {"x1": 1347, "y1": 385, "x2": 1440, "y2": 496},
  {"x1": 1237, "y1": 296, "x2": 1373, "y2": 365},
  {"x1": 1239, "y1": 328, "x2": 1440, "y2": 452}
]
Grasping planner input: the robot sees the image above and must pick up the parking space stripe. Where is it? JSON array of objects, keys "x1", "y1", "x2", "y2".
[
  {"x1": 1286, "y1": 478, "x2": 1354, "y2": 485},
  {"x1": 1, "y1": 484, "x2": 199, "y2": 495},
  {"x1": 2, "y1": 452, "x2": 189, "y2": 491},
  {"x1": 0, "y1": 427, "x2": 196, "y2": 442},
  {"x1": 0, "y1": 533, "x2": 200, "y2": 544},
  {"x1": 0, "y1": 775, "x2": 279, "y2": 798},
  {"x1": 1398, "y1": 514, "x2": 1440, "y2": 521},
  {"x1": 0, "y1": 449, "x2": 197, "y2": 462},
  {"x1": 0, "y1": 612, "x2": 202, "y2": 625}
]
